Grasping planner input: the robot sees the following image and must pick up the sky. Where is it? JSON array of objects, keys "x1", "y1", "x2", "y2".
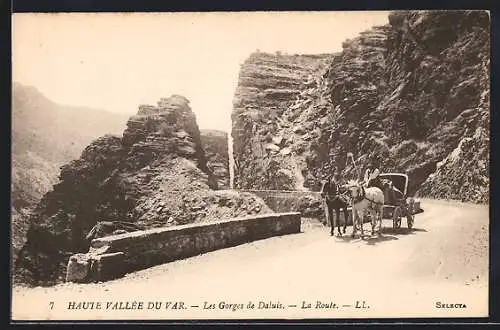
[{"x1": 12, "y1": 11, "x2": 390, "y2": 132}]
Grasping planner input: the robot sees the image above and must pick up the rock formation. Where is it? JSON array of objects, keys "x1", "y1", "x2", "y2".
[
  {"x1": 14, "y1": 95, "x2": 270, "y2": 286},
  {"x1": 200, "y1": 129, "x2": 230, "y2": 189},
  {"x1": 231, "y1": 10, "x2": 490, "y2": 203}
]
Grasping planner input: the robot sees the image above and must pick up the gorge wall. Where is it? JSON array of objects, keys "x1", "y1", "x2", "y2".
[
  {"x1": 231, "y1": 10, "x2": 490, "y2": 203},
  {"x1": 232, "y1": 52, "x2": 333, "y2": 190},
  {"x1": 14, "y1": 95, "x2": 270, "y2": 286},
  {"x1": 200, "y1": 129, "x2": 230, "y2": 189}
]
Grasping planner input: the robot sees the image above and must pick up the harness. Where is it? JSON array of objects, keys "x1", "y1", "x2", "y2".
[
  {"x1": 352, "y1": 186, "x2": 383, "y2": 206},
  {"x1": 325, "y1": 182, "x2": 349, "y2": 204}
]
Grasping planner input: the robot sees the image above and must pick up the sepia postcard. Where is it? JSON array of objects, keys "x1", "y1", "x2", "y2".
[{"x1": 10, "y1": 10, "x2": 490, "y2": 321}]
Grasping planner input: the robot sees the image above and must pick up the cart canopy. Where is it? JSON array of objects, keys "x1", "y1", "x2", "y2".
[{"x1": 378, "y1": 173, "x2": 409, "y2": 196}]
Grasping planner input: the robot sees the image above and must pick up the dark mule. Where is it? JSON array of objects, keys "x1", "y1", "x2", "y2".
[{"x1": 320, "y1": 175, "x2": 350, "y2": 236}]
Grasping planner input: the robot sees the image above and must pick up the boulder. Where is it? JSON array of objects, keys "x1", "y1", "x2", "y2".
[{"x1": 65, "y1": 254, "x2": 90, "y2": 283}]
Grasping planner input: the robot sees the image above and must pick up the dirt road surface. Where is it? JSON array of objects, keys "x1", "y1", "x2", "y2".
[{"x1": 12, "y1": 198, "x2": 489, "y2": 320}]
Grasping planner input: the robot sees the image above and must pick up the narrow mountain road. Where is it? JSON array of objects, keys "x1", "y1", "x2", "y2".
[{"x1": 12, "y1": 199, "x2": 489, "y2": 320}]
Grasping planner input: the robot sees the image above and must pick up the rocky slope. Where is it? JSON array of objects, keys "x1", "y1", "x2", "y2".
[
  {"x1": 231, "y1": 10, "x2": 490, "y2": 203},
  {"x1": 11, "y1": 83, "x2": 129, "y2": 265},
  {"x1": 200, "y1": 129, "x2": 230, "y2": 189},
  {"x1": 14, "y1": 95, "x2": 270, "y2": 286}
]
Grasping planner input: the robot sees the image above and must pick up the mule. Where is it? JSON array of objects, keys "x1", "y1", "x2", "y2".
[
  {"x1": 346, "y1": 179, "x2": 385, "y2": 238},
  {"x1": 320, "y1": 176, "x2": 350, "y2": 236}
]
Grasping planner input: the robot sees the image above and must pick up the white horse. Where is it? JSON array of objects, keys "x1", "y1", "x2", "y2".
[{"x1": 346, "y1": 179, "x2": 385, "y2": 238}]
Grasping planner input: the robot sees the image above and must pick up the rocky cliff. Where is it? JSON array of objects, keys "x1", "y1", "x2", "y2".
[
  {"x1": 14, "y1": 95, "x2": 270, "y2": 286},
  {"x1": 200, "y1": 129, "x2": 230, "y2": 189},
  {"x1": 232, "y1": 52, "x2": 333, "y2": 190},
  {"x1": 231, "y1": 10, "x2": 490, "y2": 202}
]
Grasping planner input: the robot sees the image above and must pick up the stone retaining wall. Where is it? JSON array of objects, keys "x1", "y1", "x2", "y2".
[
  {"x1": 66, "y1": 212, "x2": 301, "y2": 283},
  {"x1": 243, "y1": 190, "x2": 326, "y2": 218},
  {"x1": 241, "y1": 190, "x2": 422, "y2": 225},
  {"x1": 243, "y1": 190, "x2": 356, "y2": 225}
]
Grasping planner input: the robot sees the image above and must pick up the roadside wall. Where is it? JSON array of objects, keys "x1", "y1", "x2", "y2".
[{"x1": 66, "y1": 212, "x2": 301, "y2": 283}]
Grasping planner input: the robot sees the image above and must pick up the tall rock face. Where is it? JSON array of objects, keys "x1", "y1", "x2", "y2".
[
  {"x1": 381, "y1": 11, "x2": 490, "y2": 198},
  {"x1": 231, "y1": 10, "x2": 490, "y2": 202},
  {"x1": 232, "y1": 52, "x2": 333, "y2": 190},
  {"x1": 11, "y1": 83, "x2": 129, "y2": 266},
  {"x1": 14, "y1": 95, "x2": 271, "y2": 286},
  {"x1": 200, "y1": 129, "x2": 230, "y2": 189}
]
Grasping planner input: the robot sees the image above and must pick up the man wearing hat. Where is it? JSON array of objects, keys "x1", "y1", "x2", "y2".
[
  {"x1": 364, "y1": 158, "x2": 382, "y2": 189},
  {"x1": 320, "y1": 167, "x2": 349, "y2": 236}
]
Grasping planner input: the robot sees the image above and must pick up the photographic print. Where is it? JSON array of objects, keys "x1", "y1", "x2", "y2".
[{"x1": 10, "y1": 10, "x2": 490, "y2": 321}]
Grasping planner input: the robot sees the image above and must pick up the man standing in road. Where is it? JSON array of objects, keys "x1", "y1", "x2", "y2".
[{"x1": 321, "y1": 168, "x2": 349, "y2": 236}]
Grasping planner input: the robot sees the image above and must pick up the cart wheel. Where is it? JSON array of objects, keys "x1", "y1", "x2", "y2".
[
  {"x1": 393, "y1": 206, "x2": 402, "y2": 229},
  {"x1": 407, "y1": 213, "x2": 414, "y2": 229}
]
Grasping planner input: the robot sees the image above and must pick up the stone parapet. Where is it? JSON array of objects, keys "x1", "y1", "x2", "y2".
[{"x1": 66, "y1": 212, "x2": 301, "y2": 283}]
